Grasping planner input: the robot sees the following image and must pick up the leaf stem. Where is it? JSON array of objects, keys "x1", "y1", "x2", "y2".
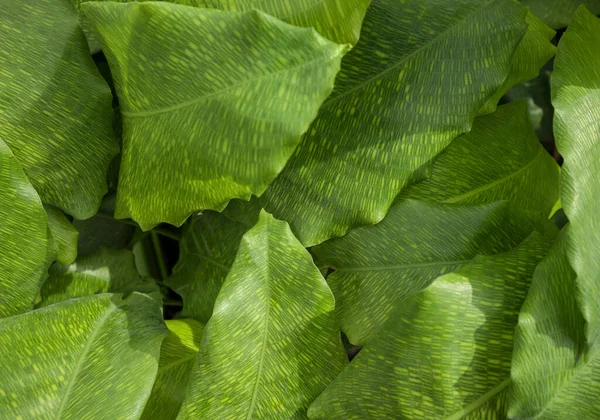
[
  {"x1": 95, "y1": 211, "x2": 181, "y2": 241},
  {"x1": 164, "y1": 300, "x2": 183, "y2": 307},
  {"x1": 151, "y1": 232, "x2": 168, "y2": 281}
]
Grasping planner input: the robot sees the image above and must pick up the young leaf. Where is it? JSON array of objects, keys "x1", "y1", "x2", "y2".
[
  {"x1": 260, "y1": 0, "x2": 532, "y2": 246},
  {"x1": 0, "y1": 139, "x2": 55, "y2": 318},
  {"x1": 309, "y1": 232, "x2": 553, "y2": 419},
  {"x1": 0, "y1": 293, "x2": 167, "y2": 419},
  {"x1": 521, "y1": 0, "x2": 600, "y2": 28},
  {"x1": 313, "y1": 199, "x2": 556, "y2": 345},
  {"x1": 142, "y1": 319, "x2": 204, "y2": 420},
  {"x1": 400, "y1": 101, "x2": 560, "y2": 215},
  {"x1": 168, "y1": 199, "x2": 261, "y2": 323},
  {"x1": 45, "y1": 205, "x2": 79, "y2": 266},
  {"x1": 0, "y1": 0, "x2": 118, "y2": 218},
  {"x1": 38, "y1": 248, "x2": 160, "y2": 308},
  {"x1": 509, "y1": 6, "x2": 600, "y2": 417},
  {"x1": 82, "y1": 2, "x2": 348, "y2": 230},
  {"x1": 178, "y1": 211, "x2": 347, "y2": 418}
]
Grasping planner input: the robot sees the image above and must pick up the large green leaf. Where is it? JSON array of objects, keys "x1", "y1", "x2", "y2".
[
  {"x1": 0, "y1": 0, "x2": 118, "y2": 218},
  {"x1": 178, "y1": 211, "x2": 347, "y2": 418},
  {"x1": 82, "y1": 2, "x2": 348, "y2": 230},
  {"x1": 260, "y1": 0, "x2": 534, "y2": 246},
  {"x1": 38, "y1": 248, "x2": 159, "y2": 308},
  {"x1": 45, "y1": 205, "x2": 79, "y2": 266},
  {"x1": 168, "y1": 199, "x2": 261, "y2": 323},
  {"x1": 400, "y1": 101, "x2": 559, "y2": 215},
  {"x1": 309, "y1": 232, "x2": 552, "y2": 419},
  {"x1": 521, "y1": 0, "x2": 600, "y2": 28},
  {"x1": 0, "y1": 293, "x2": 167, "y2": 419},
  {"x1": 509, "y1": 7, "x2": 600, "y2": 417},
  {"x1": 142, "y1": 319, "x2": 204, "y2": 420},
  {"x1": 0, "y1": 139, "x2": 55, "y2": 318},
  {"x1": 313, "y1": 200, "x2": 555, "y2": 346}
]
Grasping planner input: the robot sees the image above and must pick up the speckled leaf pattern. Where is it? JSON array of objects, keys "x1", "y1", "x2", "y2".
[
  {"x1": 400, "y1": 101, "x2": 560, "y2": 215},
  {"x1": 260, "y1": 0, "x2": 531, "y2": 246},
  {"x1": 38, "y1": 248, "x2": 160, "y2": 308},
  {"x1": 0, "y1": 139, "x2": 55, "y2": 318},
  {"x1": 478, "y1": 12, "x2": 555, "y2": 114},
  {"x1": 168, "y1": 199, "x2": 261, "y2": 323},
  {"x1": 313, "y1": 200, "x2": 556, "y2": 346},
  {"x1": 142, "y1": 319, "x2": 205, "y2": 420},
  {"x1": 178, "y1": 211, "x2": 347, "y2": 419},
  {"x1": 509, "y1": 7, "x2": 600, "y2": 418},
  {"x1": 309, "y1": 232, "x2": 553, "y2": 419},
  {"x1": 45, "y1": 205, "x2": 79, "y2": 266},
  {"x1": 0, "y1": 0, "x2": 118, "y2": 218},
  {"x1": 0, "y1": 293, "x2": 167, "y2": 419},
  {"x1": 521, "y1": 0, "x2": 600, "y2": 28},
  {"x1": 82, "y1": 2, "x2": 348, "y2": 230}
]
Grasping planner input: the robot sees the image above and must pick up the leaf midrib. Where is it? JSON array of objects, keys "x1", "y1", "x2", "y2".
[
  {"x1": 320, "y1": 0, "x2": 496, "y2": 109},
  {"x1": 54, "y1": 303, "x2": 118, "y2": 419},
  {"x1": 335, "y1": 259, "x2": 469, "y2": 272},
  {"x1": 441, "y1": 148, "x2": 544, "y2": 204},
  {"x1": 445, "y1": 377, "x2": 511, "y2": 420}
]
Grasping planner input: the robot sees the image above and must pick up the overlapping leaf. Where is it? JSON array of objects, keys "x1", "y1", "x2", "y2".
[
  {"x1": 142, "y1": 319, "x2": 204, "y2": 420},
  {"x1": 260, "y1": 0, "x2": 544, "y2": 246},
  {"x1": 83, "y1": 2, "x2": 348, "y2": 230},
  {"x1": 0, "y1": 0, "x2": 118, "y2": 218},
  {"x1": 0, "y1": 139, "x2": 55, "y2": 318},
  {"x1": 400, "y1": 101, "x2": 560, "y2": 215},
  {"x1": 509, "y1": 7, "x2": 600, "y2": 417},
  {"x1": 38, "y1": 248, "x2": 159, "y2": 308},
  {"x1": 178, "y1": 211, "x2": 347, "y2": 419},
  {"x1": 168, "y1": 199, "x2": 261, "y2": 323},
  {"x1": 45, "y1": 205, "x2": 79, "y2": 266},
  {"x1": 0, "y1": 293, "x2": 167, "y2": 419},
  {"x1": 309, "y1": 232, "x2": 553, "y2": 419},
  {"x1": 521, "y1": 0, "x2": 600, "y2": 28},
  {"x1": 313, "y1": 200, "x2": 555, "y2": 345}
]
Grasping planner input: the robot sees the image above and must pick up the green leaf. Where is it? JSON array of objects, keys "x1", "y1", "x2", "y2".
[
  {"x1": 0, "y1": 0, "x2": 118, "y2": 218},
  {"x1": 308, "y1": 232, "x2": 553, "y2": 419},
  {"x1": 168, "y1": 198, "x2": 261, "y2": 323},
  {"x1": 0, "y1": 139, "x2": 55, "y2": 318},
  {"x1": 178, "y1": 211, "x2": 347, "y2": 418},
  {"x1": 142, "y1": 319, "x2": 204, "y2": 420},
  {"x1": 260, "y1": 0, "x2": 532, "y2": 246},
  {"x1": 0, "y1": 293, "x2": 167, "y2": 419},
  {"x1": 82, "y1": 2, "x2": 348, "y2": 230},
  {"x1": 400, "y1": 101, "x2": 560, "y2": 215},
  {"x1": 38, "y1": 248, "x2": 160, "y2": 308},
  {"x1": 509, "y1": 7, "x2": 600, "y2": 418},
  {"x1": 521, "y1": 0, "x2": 600, "y2": 28},
  {"x1": 313, "y1": 199, "x2": 556, "y2": 345},
  {"x1": 478, "y1": 12, "x2": 555, "y2": 114},
  {"x1": 45, "y1": 205, "x2": 79, "y2": 266}
]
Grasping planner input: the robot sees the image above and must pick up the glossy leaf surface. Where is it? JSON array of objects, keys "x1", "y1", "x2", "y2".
[
  {"x1": 83, "y1": 2, "x2": 347, "y2": 230},
  {"x1": 178, "y1": 211, "x2": 347, "y2": 419},
  {"x1": 309, "y1": 233, "x2": 552, "y2": 419},
  {"x1": 0, "y1": 0, "x2": 118, "y2": 217},
  {"x1": 0, "y1": 293, "x2": 167, "y2": 419},
  {"x1": 261, "y1": 0, "x2": 531, "y2": 246},
  {"x1": 313, "y1": 200, "x2": 555, "y2": 345}
]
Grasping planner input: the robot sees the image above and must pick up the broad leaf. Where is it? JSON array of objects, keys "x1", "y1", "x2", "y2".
[
  {"x1": 313, "y1": 200, "x2": 556, "y2": 345},
  {"x1": 38, "y1": 248, "x2": 159, "y2": 308},
  {"x1": 45, "y1": 205, "x2": 79, "y2": 266},
  {"x1": 142, "y1": 319, "x2": 204, "y2": 420},
  {"x1": 0, "y1": 293, "x2": 167, "y2": 419},
  {"x1": 0, "y1": 0, "x2": 118, "y2": 218},
  {"x1": 0, "y1": 139, "x2": 55, "y2": 318},
  {"x1": 309, "y1": 232, "x2": 552, "y2": 419},
  {"x1": 400, "y1": 101, "x2": 560, "y2": 215},
  {"x1": 260, "y1": 0, "x2": 533, "y2": 246},
  {"x1": 168, "y1": 199, "x2": 261, "y2": 323},
  {"x1": 178, "y1": 211, "x2": 347, "y2": 419},
  {"x1": 521, "y1": 0, "x2": 600, "y2": 28},
  {"x1": 82, "y1": 2, "x2": 348, "y2": 230},
  {"x1": 509, "y1": 7, "x2": 600, "y2": 417}
]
